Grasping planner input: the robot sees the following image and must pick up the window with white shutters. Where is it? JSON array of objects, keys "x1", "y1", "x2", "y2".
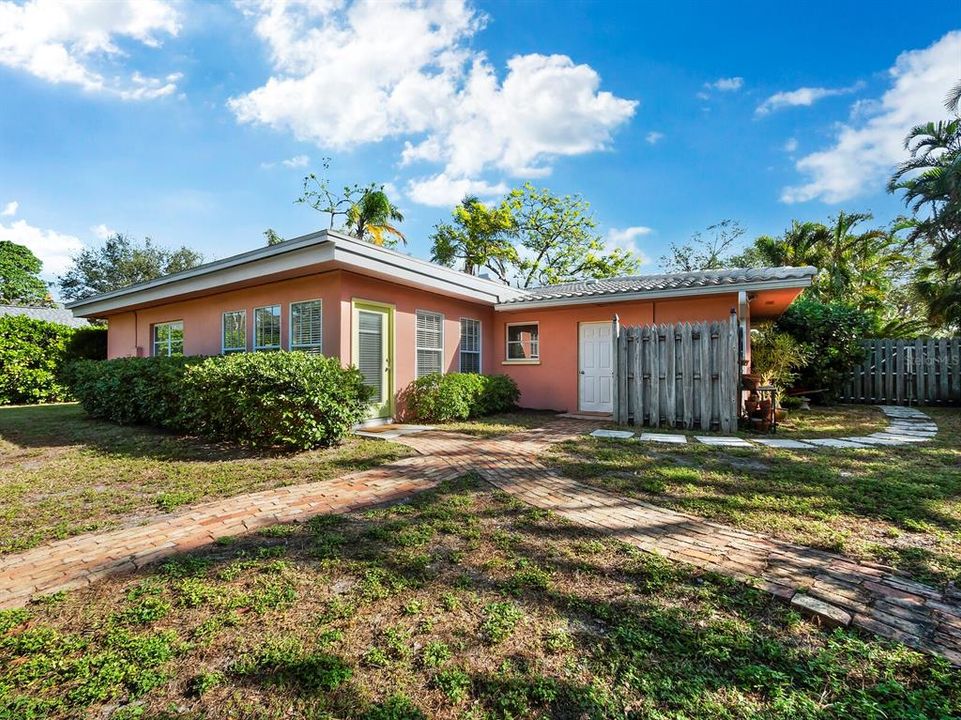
[
  {"x1": 254, "y1": 305, "x2": 281, "y2": 351},
  {"x1": 222, "y1": 311, "x2": 246, "y2": 354},
  {"x1": 290, "y1": 300, "x2": 323, "y2": 353},
  {"x1": 152, "y1": 321, "x2": 184, "y2": 357},
  {"x1": 415, "y1": 310, "x2": 444, "y2": 377},
  {"x1": 459, "y1": 318, "x2": 481, "y2": 373}
]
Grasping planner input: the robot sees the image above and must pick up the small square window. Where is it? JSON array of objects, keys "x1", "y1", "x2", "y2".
[
  {"x1": 506, "y1": 323, "x2": 539, "y2": 360},
  {"x1": 152, "y1": 321, "x2": 184, "y2": 357}
]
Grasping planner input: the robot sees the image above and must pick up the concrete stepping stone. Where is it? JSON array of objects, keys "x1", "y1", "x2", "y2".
[
  {"x1": 590, "y1": 429, "x2": 634, "y2": 439},
  {"x1": 638, "y1": 432, "x2": 688, "y2": 444},
  {"x1": 754, "y1": 438, "x2": 814, "y2": 449},
  {"x1": 355, "y1": 424, "x2": 435, "y2": 439},
  {"x1": 806, "y1": 438, "x2": 871, "y2": 449},
  {"x1": 873, "y1": 433, "x2": 930, "y2": 443},
  {"x1": 694, "y1": 436, "x2": 753, "y2": 447},
  {"x1": 843, "y1": 436, "x2": 904, "y2": 446}
]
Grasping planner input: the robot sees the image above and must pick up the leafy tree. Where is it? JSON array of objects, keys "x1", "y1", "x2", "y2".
[
  {"x1": 888, "y1": 90, "x2": 961, "y2": 331},
  {"x1": 774, "y1": 297, "x2": 871, "y2": 398},
  {"x1": 296, "y1": 157, "x2": 405, "y2": 247},
  {"x1": 58, "y1": 233, "x2": 203, "y2": 302},
  {"x1": 507, "y1": 183, "x2": 640, "y2": 287},
  {"x1": 344, "y1": 189, "x2": 405, "y2": 247},
  {"x1": 264, "y1": 228, "x2": 284, "y2": 246},
  {"x1": 660, "y1": 220, "x2": 747, "y2": 272},
  {"x1": 430, "y1": 195, "x2": 517, "y2": 279},
  {"x1": 0, "y1": 240, "x2": 52, "y2": 306},
  {"x1": 430, "y1": 184, "x2": 640, "y2": 288}
]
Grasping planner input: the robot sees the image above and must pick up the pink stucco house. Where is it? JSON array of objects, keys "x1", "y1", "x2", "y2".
[{"x1": 67, "y1": 230, "x2": 814, "y2": 420}]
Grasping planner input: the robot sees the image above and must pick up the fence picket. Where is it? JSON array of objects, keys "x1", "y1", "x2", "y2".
[
  {"x1": 664, "y1": 325, "x2": 676, "y2": 428},
  {"x1": 681, "y1": 323, "x2": 694, "y2": 429},
  {"x1": 839, "y1": 337, "x2": 960, "y2": 406}
]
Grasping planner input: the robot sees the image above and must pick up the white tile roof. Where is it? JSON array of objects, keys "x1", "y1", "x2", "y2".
[{"x1": 0, "y1": 305, "x2": 90, "y2": 327}]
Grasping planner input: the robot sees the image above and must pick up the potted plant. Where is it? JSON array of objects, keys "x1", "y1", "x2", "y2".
[{"x1": 749, "y1": 325, "x2": 811, "y2": 419}]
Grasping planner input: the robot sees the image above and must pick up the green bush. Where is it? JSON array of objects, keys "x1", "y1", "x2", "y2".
[
  {"x1": 64, "y1": 325, "x2": 107, "y2": 362},
  {"x1": 68, "y1": 353, "x2": 372, "y2": 450},
  {"x1": 180, "y1": 353, "x2": 372, "y2": 449},
  {"x1": 404, "y1": 373, "x2": 519, "y2": 422},
  {"x1": 775, "y1": 298, "x2": 871, "y2": 399},
  {"x1": 68, "y1": 356, "x2": 201, "y2": 427},
  {"x1": 0, "y1": 315, "x2": 74, "y2": 405}
]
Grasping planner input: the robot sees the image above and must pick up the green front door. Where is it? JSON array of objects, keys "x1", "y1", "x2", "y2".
[{"x1": 352, "y1": 301, "x2": 393, "y2": 419}]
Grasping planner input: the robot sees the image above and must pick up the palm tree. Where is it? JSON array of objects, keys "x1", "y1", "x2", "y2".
[{"x1": 344, "y1": 188, "x2": 406, "y2": 247}]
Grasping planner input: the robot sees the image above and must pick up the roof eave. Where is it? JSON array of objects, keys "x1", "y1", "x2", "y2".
[{"x1": 493, "y1": 276, "x2": 814, "y2": 311}]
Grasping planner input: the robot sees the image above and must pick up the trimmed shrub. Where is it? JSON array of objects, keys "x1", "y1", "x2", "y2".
[
  {"x1": 64, "y1": 325, "x2": 108, "y2": 362},
  {"x1": 775, "y1": 297, "x2": 871, "y2": 399},
  {"x1": 0, "y1": 315, "x2": 74, "y2": 405},
  {"x1": 68, "y1": 356, "x2": 201, "y2": 427},
  {"x1": 68, "y1": 352, "x2": 372, "y2": 450},
  {"x1": 404, "y1": 373, "x2": 519, "y2": 422},
  {"x1": 180, "y1": 352, "x2": 372, "y2": 449}
]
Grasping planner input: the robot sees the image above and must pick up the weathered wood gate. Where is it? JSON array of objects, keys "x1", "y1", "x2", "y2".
[
  {"x1": 840, "y1": 338, "x2": 961, "y2": 405},
  {"x1": 612, "y1": 313, "x2": 740, "y2": 431}
]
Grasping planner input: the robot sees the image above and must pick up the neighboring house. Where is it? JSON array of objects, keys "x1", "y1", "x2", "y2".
[
  {"x1": 66, "y1": 230, "x2": 814, "y2": 419},
  {"x1": 0, "y1": 304, "x2": 90, "y2": 328}
]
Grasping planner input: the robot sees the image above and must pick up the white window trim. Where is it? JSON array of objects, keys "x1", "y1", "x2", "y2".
[
  {"x1": 221, "y1": 309, "x2": 247, "y2": 354},
  {"x1": 415, "y1": 309, "x2": 445, "y2": 377},
  {"x1": 253, "y1": 304, "x2": 282, "y2": 351},
  {"x1": 289, "y1": 298, "x2": 324, "y2": 353},
  {"x1": 151, "y1": 320, "x2": 184, "y2": 357},
  {"x1": 458, "y1": 317, "x2": 482, "y2": 374},
  {"x1": 504, "y1": 321, "x2": 540, "y2": 364}
]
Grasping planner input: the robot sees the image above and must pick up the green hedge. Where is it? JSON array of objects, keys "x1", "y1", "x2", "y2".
[
  {"x1": 0, "y1": 315, "x2": 74, "y2": 405},
  {"x1": 404, "y1": 373, "x2": 519, "y2": 422},
  {"x1": 69, "y1": 353, "x2": 373, "y2": 450}
]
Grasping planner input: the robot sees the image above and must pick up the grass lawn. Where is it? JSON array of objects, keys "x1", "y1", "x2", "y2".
[
  {"x1": 0, "y1": 404, "x2": 411, "y2": 554},
  {"x1": 760, "y1": 403, "x2": 890, "y2": 438},
  {"x1": 548, "y1": 407, "x2": 961, "y2": 586},
  {"x1": 1, "y1": 475, "x2": 957, "y2": 720}
]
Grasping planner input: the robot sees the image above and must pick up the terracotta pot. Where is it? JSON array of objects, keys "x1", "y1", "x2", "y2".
[
  {"x1": 774, "y1": 408, "x2": 787, "y2": 422},
  {"x1": 758, "y1": 400, "x2": 772, "y2": 417},
  {"x1": 744, "y1": 401, "x2": 760, "y2": 415},
  {"x1": 751, "y1": 417, "x2": 770, "y2": 433}
]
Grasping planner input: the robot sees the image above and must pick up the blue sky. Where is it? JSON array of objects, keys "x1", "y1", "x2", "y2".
[{"x1": 1, "y1": 0, "x2": 959, "y2": 297}]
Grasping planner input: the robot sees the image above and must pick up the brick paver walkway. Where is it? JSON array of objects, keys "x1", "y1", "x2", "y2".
[{"x1": 1, "y1": 415, "x2": 959, "y2": 666}]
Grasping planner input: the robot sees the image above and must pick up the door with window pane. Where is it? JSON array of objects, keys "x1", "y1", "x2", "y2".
[{"x1": 352, "y1": 302, "x2": 393, "y2": 419}]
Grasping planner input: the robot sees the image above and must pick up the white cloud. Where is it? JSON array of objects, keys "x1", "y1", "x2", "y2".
[
  {"x1": 756, "y1": 83, "x2": 861, "y2": 116},
  {"x1": 0, "y1": 0, "x2": 181, "y2": 99},
  {"x1": 782, "y1": 31, "x2": 961, "y2": 204},
  {"x1": 229, "y1": 0, "x2": 636, "y2": 206},
  {"x1": 603, "y1": 226, "x2": 653, "y2": 263},
  {"x1": 645, "y1": 131, "x2": 664, "y2": 145},
  {"x1": 1, "y1": 201, "x2": 17, "y2": 217},
  {"x1": 706, "y1": 76, "x2": 743, "y2": 92},
  {"x1": 406, "y1": 173, "x2": 508, "y2": 208},
  {"x1": 281, "y1": 154, "x2": 310, "y2": 168},
  {"x1": 783, "y1": 137, "x2": 798, "y2": 153},
  {"x1": 90, "y1": 223, "x2": 115, "y2": 240},
  {"x1": 0, "y1": 218, "x2": 84, "y2": 278}
]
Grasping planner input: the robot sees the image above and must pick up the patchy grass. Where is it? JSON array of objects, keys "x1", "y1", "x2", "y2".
[
  {"x1": 1, "y1": 475, "x2": 957, "y2": 719},
  {"x1": 549, "y1": 407, "x2": 961, "y2": 586},
  {"x1": 438, "y1": 410, "x2": 561, "y2": 438},
  {"x1": 0, "y1": 404, "x2": 411, "y2": 554}
]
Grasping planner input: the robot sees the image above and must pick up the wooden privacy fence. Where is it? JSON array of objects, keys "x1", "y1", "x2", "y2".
[
  {"x1": 613, "y1": 313, "x2": 740, "y2": 432},
  {"x1": 841, "y1": 338, "x2": 961, "y2": 405}
]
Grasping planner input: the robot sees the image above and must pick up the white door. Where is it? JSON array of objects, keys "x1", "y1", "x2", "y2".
[{"x1": 579, "y1": 322, "x2": 614, "y2": 414}]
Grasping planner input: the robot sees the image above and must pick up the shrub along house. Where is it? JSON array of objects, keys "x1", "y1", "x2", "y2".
[{"x1": 66, "y1": 230, "x2": 815, "y2": 421}]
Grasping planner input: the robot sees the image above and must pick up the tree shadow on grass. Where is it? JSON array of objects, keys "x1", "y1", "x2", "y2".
[{"x1": 4, "y1": 475, "x2": 957, "y2": 720}]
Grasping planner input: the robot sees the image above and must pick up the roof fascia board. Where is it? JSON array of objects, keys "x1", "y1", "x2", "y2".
[
  {"x1": 69, "y1": 242, "x2": 336, "y2": 317},
  {"x1": 493, "y1": 277, "x2": 813, "y2": 311},
  {"x1": 327, "y1": 231, "x2": 528, "y2": 303}
]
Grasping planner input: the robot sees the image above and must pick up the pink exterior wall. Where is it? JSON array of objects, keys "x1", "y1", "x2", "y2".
[
  {"x1": 335, "y1": 272, "x2": 496, "y2": 415},
  {"x1": 494, "y1": 294, "x2": 739, "y2": 412},
  {"x1": 104, "y1": 272, "x2": 343, "y2": 358},
  {"x1": 103, "y1": 270, "x2": 742, "y2": 417}
]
